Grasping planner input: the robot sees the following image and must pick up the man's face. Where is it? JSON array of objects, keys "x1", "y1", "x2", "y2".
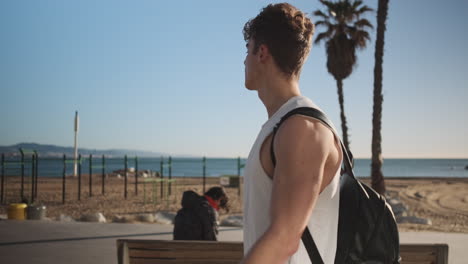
[{"x1": 244, "y1": 39, "x2": 258, "y2": 90}]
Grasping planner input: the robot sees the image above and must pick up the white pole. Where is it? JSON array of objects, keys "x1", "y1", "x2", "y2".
[{"x1": 73, "y1": 111, "x2": 79, "y2": 177}]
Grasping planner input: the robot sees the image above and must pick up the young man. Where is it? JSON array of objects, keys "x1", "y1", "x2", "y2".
[
  {"x1": 241, "y1": 3, "x2": 343, "y2": 264},
  {"x1": 173, "y1": 187, "x2": 229, "y2": 241}
]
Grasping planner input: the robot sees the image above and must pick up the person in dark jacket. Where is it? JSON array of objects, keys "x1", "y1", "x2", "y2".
[{"x1": 173, "y1": 187, "x2": 229, "y2": 241}]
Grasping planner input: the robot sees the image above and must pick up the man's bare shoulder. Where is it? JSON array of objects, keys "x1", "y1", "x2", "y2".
[{"x1": 275, "y1": 114, "x2": 334, "y2": 149}]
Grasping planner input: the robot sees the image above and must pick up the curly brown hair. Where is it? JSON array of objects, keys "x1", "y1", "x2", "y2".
[{"x1": 243, "y1": 3, "x2": 315, "y2": 77}]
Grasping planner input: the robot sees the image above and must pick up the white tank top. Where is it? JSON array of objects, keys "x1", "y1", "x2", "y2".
[{"x1": 243, "y1": 95, "x2": 342, "y2": 264}]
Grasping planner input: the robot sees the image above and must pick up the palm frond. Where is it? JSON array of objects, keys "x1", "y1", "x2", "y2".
[
  {"x1": 356, "y1": 6, "x2": 374, "y2": 16},
  {"x1": 354, "y1": 19, "x2": 373, "y2": 29},
  {"x1": 313, "y1": 10, "x2": 330, "y2": 20},
  {"x1": 314, "y1": 30, "x2": 334, "y2": 45},
  {"x1": 321, "y1": 0, "x2": 337, "y2": 13},
  {"x1": 340, "y1": 1, "x2": 359, "y2": 23},
  {"x1": 351, "y1": 29, "x2": 371, "y2": 49},
  {"x1": 315, "y1": 20, "x2": 335, "y2": 29},
  {"x1": 319, "y1": 0, "x2": 332, "y2": 5},
  {"x1": 352, "y1": 1, "x2": 363, "y2": 10}
]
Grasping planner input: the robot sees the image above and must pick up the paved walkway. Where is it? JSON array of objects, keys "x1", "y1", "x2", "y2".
[{"x1": 0, "y1": 220, "x2": 466, "y2": 264}]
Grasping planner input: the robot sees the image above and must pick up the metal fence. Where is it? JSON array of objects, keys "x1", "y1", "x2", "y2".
[{"x1": 1, "y1": 150, "x2": 244, "y2": 205}]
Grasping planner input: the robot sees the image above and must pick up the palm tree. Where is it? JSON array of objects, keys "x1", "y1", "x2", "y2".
[
  {"x1": 371, "y1": 0, "x2": 389, "y2": 195},
  {"x1": 314, "y1": 0, "x2": 373, "y2": 153}
]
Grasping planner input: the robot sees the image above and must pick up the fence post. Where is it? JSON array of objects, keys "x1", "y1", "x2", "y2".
[
  {"x1": 135, "y1": 156, "x2": 138, "y2": 195},
  {"x1": 203, "y1": 156, "x2": 206, "y2": 194},
  {"x1": 168, "y1": 156, "x2": 172, "y2": 196},
  {"x1": 102, "y1": 155, "x2": 105, "y2": 195},
  {"x1": 30, "y1": 153, "x2": 35, "y2": 204},
  {"x1": 237, "y1": 157, "x2": 241, "y2": 196},
  {"x1": 1, "y1": 154, "x2": 4, "y2": 204},
  {"x1": 20, "y1": 148, "x2": 24, "y2": 200},
  {"x1": 62, "y1": 154, "x2": 66, "y2": 204},
  {"x1": 89, "y1": 154, "x2": 93, "y2": 197},
  {"x1": 78, "y1": 154, "x2": 81, "y2": 201},
  {"x1": 160, "y1": 157, "x2": 164, "y2": 199},
  {"x1": 34, "y1": 150, "x2": 38, "y2": 200},
  {"x1": 153, "y1": 180, "x2": 157, "y2": 204},
  {"x1": 143, "y1": 178, "x2": 146, "y2": 204},
  {"x1": 124, "y1": 155, "x2": 128, "y2": 199}
]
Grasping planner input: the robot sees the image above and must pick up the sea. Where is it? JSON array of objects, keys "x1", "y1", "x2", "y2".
[{"x1": 2, "y1": 157, "x2": 468, "y2": 178}]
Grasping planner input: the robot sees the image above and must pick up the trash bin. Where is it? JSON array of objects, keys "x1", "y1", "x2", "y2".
[
  {"x1": 7, "y1": 203, "x2": 27, "y2": 220},
  {"x1": 27, "y1": 205, "x2": 47, "y2": 220}
]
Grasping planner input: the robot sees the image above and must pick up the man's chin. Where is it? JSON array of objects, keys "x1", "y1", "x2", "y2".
[{"x1": 244, "y1": 81, "x2": 256, "y2": 91}]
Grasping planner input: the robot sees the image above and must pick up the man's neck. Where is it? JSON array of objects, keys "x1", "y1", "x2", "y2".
[{"x1": 258, "y1": 78, "x2": 301, "y2": 118}]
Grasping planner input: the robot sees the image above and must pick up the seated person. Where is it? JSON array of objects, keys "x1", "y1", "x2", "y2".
[{"x1": 173, "y1": 186, "x2": 229, "y2": 241}]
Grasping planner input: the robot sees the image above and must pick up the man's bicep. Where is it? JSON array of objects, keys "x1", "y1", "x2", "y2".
[{"x1": 269, "y1": 118, "x2": 330, "y2": 236}]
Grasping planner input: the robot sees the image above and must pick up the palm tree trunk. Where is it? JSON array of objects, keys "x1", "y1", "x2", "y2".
[
  {"x1": 336, "y1": 78, "x2": 351, "y2": 153},
  {"x1": 371, "y1": 0, "x2": 389, "y2": 195}
]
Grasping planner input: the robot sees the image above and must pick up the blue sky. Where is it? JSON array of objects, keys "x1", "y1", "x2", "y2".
[{"x1": 1, "y1": 0, "x2": 467, "y2": 158}]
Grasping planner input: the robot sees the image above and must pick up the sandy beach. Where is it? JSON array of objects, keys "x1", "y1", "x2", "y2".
[{"x1": 1, "y1": 175, "x2": 467, "y2": 233}]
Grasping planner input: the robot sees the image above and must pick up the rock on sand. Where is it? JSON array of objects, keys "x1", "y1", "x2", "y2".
[
  {"x1": 80, "y1": 213, "x2": 107, "y2": 223},
  {"x1": 154, "y1": 211, "x2": 176, "y2": 224},
  {"x1": 58, "y1": 214, "x2": 75, "y2": 222},
  {"x1": 137, "y1": 214, "x2": 155, "y2": 223},
  {"x1": 220, "y1": 215, "x2": 243, "y2": 227}
]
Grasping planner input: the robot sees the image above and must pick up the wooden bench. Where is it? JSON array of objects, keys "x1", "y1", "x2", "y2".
[
  {"x1": 400, "y1": 244, "x2": 448, "y2": 264},
  {"x1": 117, "y1": 240, "x2": 243, "y2": 264},
  {"x1": 117, "y1": 239, "x2": 448, "y2": 264}
]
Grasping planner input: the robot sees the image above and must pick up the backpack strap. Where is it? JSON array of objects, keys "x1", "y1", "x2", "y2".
[
  {"x1": 301, "y1": 225, "x2": 325, "y2": 264},
  {"x1": 269, "y1": 107, "x2": 355, "y2": 264}
]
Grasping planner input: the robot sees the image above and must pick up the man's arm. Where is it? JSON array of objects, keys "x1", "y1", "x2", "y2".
[{"x1": 241, "y1": 116, "x2": 333, "y2": 264}]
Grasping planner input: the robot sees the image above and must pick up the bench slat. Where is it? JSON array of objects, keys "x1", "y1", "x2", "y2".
[
  {"x1": 401, "y1": 262, "x2": 433, "y2": 264},
  {"x1": 129, "y1": 249, "x2": 243, "y2": 259},
  {"x1": 126, "y1": 241, "x2": 243, "y2": 251},
  {"x1": 130, "y1": 258, "x2": 240, "y2": 264},
  {"x1": 117, "y1": 240, "x2": 448, "y2": 264}
]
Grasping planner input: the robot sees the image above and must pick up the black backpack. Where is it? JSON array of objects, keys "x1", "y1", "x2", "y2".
[{"x1": 271, "y1": 107, "x2": 400, "y2": 264}]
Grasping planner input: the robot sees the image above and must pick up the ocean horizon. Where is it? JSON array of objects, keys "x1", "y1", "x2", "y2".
[{"x1": 2, "y1": 157, "x2": 467, "y2": 178}]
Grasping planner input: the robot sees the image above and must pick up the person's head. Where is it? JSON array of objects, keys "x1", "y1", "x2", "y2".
[
  {"x1": 243, "y1": 3, "x2": 315, "y2": 90},
  {"x1": 204, "y1": 186, "x2": 229, "y2": 212}
]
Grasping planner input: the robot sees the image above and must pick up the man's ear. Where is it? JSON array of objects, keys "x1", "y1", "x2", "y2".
[{"x1": 257, "y1": 44, "x2": 270, "y2": 63}]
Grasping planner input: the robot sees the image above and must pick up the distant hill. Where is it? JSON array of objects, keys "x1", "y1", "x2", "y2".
[{"x1": 0, "y1": 143, "x2": 165, "y2": 158}]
